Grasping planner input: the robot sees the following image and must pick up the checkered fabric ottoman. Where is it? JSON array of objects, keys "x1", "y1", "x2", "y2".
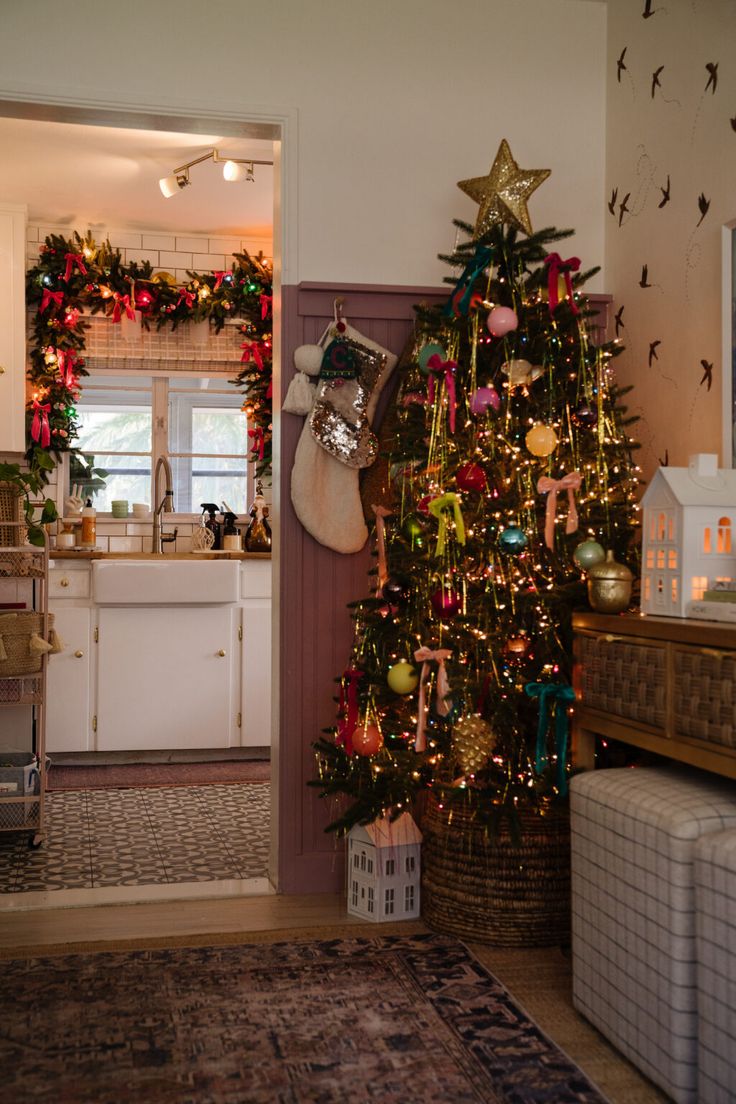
[
  {"x1": 695, "y1": 828, "x2": 736, "y2": 1104},
  {"x1": 570, "y1": 767, "x2": 736, "y2": 1104}
]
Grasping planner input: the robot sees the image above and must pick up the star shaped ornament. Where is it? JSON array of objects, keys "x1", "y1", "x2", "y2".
[{"x1": 458, "y1": 140, "x2": 550, "y2": 239}]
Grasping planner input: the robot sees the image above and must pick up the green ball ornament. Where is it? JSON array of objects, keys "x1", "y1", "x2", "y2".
[
  {"x1": 387, "y1": 659, "x2": 419, "y2": 695},
  {"x1": 417, "y1": 342, "x2": 446, "y2": 375},
  {"x1": 573, "y1": 540, "x2": 606, "y2": 570},
  {"x1": 403, "y1": 513, "x2": 426, "y2": 546}
]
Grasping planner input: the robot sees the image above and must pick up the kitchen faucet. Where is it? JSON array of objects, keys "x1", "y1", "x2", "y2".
[{"x1": 152, "y1": 455, "x2": 178, "y2": 553}]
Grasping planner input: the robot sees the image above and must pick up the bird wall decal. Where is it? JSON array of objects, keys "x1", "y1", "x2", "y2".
[
  {"x1": 651, "y1": 66, "x2": 664, "y2": 98},
  {"x1": 705, "y1": 62, "x2": 718, "y2": 94},
  {"x1": 618, "y1": 192, "x2": 631, "y2": 226},
  {"x1": 658, "y1": 175, "x2": 671, "y2": 208},
  {"x1": 617, "y1": 47, "x2": 628, "y2": 83},
  {"x1": 608, "y1": 187, "x2": 618, "y2": 215},
  {"x1": 648, "y1": 340, "x2": 661, "y2": 367},
  {"x1": 658, "y1": 448, "x2": 669, "y2": 467},
  {"x1": 639, "y1": 265, "x2": 652, "y2": 288},
  {"x1": 614, "y1": 305, "x2": 625, "y2": 337},
  {"x1": 700, "y1": 359, "x2": 714, "y2": 391},
  {"x1": 731, "y1": 116, "x2": 736, "y2": 132},
  {"x1": 697, "y1": 193, "x2": 711, "y2": 226}
]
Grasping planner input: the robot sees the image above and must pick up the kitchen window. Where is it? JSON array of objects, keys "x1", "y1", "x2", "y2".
[{"x1": 67, "y1": 372, "x2": 250, "y2": 515}]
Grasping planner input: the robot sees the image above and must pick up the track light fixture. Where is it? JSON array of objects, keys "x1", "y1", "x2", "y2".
[{"x1": 158, "y1": 149, "x2": 270, "y2": 198}]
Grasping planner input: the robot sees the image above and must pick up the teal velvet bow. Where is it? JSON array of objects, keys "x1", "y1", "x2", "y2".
[
  {"x1": 524, "y1": 681, "x2": 576, "y2": 796},
  {"x1": 443, "y1": 244, "x2": 495, "y2": 317}
]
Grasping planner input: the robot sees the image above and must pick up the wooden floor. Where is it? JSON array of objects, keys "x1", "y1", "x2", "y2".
[{"x1": 0, "y1": 891, "x2": 667, "y2": 1104}]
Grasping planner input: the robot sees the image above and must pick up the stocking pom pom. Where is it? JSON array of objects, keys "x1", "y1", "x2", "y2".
[{"x1": 294, "y1": 344, "x2": 324, "y2": 377}]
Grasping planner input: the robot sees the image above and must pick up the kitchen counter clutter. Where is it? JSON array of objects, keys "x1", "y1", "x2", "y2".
[
  {"x1": 45, "y1": 556, "x2": 271, "y2": 756},
  {"x1": 50, "y1": 550, "x2": 270, "y2": 560}
]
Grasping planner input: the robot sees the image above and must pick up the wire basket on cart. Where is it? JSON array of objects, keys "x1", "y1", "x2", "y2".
[
  {"x1": 0, "y1": 612, "x2": 56, "y2": 677},
  {"x1": 420, "y1": 793, "x2": 571, "y2": 947}
]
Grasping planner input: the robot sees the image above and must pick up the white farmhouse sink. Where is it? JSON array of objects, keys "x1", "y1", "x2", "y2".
[{"x1": 92, "y1": 559, "x2": 240, "y2": 604}]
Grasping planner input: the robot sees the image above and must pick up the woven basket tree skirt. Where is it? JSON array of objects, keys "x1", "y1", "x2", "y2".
[{"x1": 420, "y1": 796, "x2": 571, "y2": 947}]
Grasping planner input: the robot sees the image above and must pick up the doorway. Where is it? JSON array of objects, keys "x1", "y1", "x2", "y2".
[{"x1": 0, "y1": 98, "x2": 285, "y2": 907}]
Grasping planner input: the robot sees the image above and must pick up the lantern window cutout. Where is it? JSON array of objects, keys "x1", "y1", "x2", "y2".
[
  {"x1": 692, "y1": 577, "x2": 708, "y2": 601},
  {"x1": 704, "y1": 528, "x2": 712, "y2": 554},
  {"x1": 718, "y1": 518, "x2": 732, "y2": 554},
  {"x1": 347, "y1": 812, "x2": 422, "y2": 922}
]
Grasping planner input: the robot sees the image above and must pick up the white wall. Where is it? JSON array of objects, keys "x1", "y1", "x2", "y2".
[
  {"x1": 605, "y1": 0, "x2": 736, "y2": 479},
  {"x1": 0, "y1": 0, "x2": 608, "y2": 289}
]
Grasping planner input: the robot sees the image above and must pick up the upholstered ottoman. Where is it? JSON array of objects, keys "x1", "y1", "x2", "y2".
[
  {"x1": 695, "y1": 827, "x2": 736, "y2": 1104},
  {"x1": 570, "y1": 767, "x2": 736, "y2": 1104}
]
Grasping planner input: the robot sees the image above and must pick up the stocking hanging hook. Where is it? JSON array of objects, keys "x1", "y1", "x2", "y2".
[{"x1": 334, "y1": 297, "x2": 347, "y2": 332}]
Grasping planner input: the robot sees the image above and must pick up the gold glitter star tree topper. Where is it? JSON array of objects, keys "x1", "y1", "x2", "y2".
[{"x1": 457, "y1": 139, "x2": 550, "y2": 239}]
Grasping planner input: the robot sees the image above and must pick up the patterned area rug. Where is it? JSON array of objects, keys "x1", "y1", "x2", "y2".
[
  {"x1": 1, "y1": 933, "x2": 607, "y2": 1103},
  {"x1": 47, "y1": 759, "x2": 270, "y2": 790}
]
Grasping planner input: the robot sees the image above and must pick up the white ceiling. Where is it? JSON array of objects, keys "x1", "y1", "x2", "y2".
[{"x1": 0, "y1": 116, "x2": 274, "y2": 238}]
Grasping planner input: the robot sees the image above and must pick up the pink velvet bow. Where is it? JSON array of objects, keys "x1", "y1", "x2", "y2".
[
  {"x1": 336, "y1": 667, "x2": 363, "y2": 756},
  {"x1": 260, "y1": 293, "x2": 273, "y2": 320},
  {"x1": 31, "y1": 400, "x2": 51, "y2": 448},
  {"x1": 413, "y1": 646, "x2": 452, "y2": 753},
  {"x1": 63, "y1": 253, "x2": 87, "y2": 282},
  {"x1": 537, "y1": 471, "x2": 582, "y2": 549},
  {"x1": 426, "y1": 354, "x2": 458, "y2": 433},
  {"x1": 40, "y1": 289, "x2": 64, "y2": 313},
  {"x1": 544, "y1": 253, "x2": 580, "y2": 315},
  {"x1": 56, "y1": 350, "x2": 80, "y2": 389},
  {"x1": 371, "y1": 505, "x2": 393, "y2": 593}
]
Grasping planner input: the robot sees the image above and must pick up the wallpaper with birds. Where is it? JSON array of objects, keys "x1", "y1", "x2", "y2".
[{"x1": 605, "y1": 0, "x2": 736, "y2": 476}]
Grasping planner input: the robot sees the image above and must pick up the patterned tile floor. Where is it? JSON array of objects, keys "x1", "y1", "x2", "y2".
[{"x1": 0, "y1": 783, "x2": 270, "y2": 893}]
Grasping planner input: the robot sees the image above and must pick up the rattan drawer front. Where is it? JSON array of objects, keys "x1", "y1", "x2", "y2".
[
  {"x1": 674, "y1": 648, "x2": 736, "y2": 748},
  {"x1": 578, "y1": 633, "x2": 666, "y2": 728},
  {"x1": 49, "y1": 568, "x2": 90, "y2": 599}
]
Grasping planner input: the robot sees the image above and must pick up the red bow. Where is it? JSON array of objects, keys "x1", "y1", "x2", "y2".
[
  {"x1": 259, "y1": 293, "x2": 273, "y2": 320},
  {"x1": 31, "y1": 400, "x2": 51, "y2": 448},
  {"x1": 40, "y1": 289, "x2": 64, "y2": 313},
  {"x1": 112, "y1": 293, "x2": 136, "y2": 323},
  {"x1": 63, "y1": 253, "x2": 87, "y2": 282},
  {"x1": 336, "y1": 668, "x2": 364, "y2": 756},
  {"x1": 56, "y1": 350, "x2": 80, "y2": 389},
  {"x1": 177, "y1": 289, "x2": 195, "y2": 309},
  {"x1": 241, "y1": 341, "x2": 264, "y2": 369},
  {"x1": 426, "y1": 353, "x2": 458, "y2": 433},
  {"x1": 213, "y1": 272, "x2": 227, "y2": 290},
  {"x1": 248, "y1": 426, "x2": 265, "y2": 460},
  {"x1": 544, "y1": 253, "x2": 581, "y2": 315},
  {"x1": 266, "y1": 380, "x2": 273, "y2": 400}
]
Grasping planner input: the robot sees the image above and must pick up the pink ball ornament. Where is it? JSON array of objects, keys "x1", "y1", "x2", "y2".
[
  {"x1": 487, "y1": 306, "x2": 518, "y2": 337},
  {"x1": 352, "y1": 724, "x2": 384, "y2": 757},
  {"x1": 456, "y1": 462, "x2": 488, "y2": 492},
  {"x1": 430, "y1": 587, "x2": 463, "y2": 620},
  {"x1": 469, "y1": 386, "x2": 501, "y2": 416}
]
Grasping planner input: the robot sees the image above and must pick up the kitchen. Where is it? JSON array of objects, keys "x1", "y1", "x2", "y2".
[{"x1": 0, "y1": 114, "x2": 275, "y2": 904}]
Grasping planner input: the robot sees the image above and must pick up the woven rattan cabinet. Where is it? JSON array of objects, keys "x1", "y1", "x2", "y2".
[
  {"x1": 572, "y1": 611, "x2": 736, "y2": 781},
  {"x1": 0, "y1": 523, "x2": 49, "y2": 847}
]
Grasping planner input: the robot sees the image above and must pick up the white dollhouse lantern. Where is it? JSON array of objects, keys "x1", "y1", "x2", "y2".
[
  {"x1": 347, "y1": 811, "x2": 422, "y2": 922},
  {"x1": 640, "y1": 453, "x2": 736, "y2": 618}
]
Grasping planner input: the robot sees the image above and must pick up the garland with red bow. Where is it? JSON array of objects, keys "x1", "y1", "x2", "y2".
[{"x1": 25, "y1": 230, "x2": 274, "y2": 485}]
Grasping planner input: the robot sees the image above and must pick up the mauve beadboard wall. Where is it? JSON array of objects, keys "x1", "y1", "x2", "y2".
[{"x1": 276, "y1": 284, "x2": 611, "y2": 894}]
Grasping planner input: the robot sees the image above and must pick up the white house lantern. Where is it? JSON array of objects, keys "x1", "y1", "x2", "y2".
[
  {"x1": 640, "y1": 454, "x2": 736, "y2": 619},
  {"x1": 347, "y1": 812, "x2": 422, "y2": 922}
]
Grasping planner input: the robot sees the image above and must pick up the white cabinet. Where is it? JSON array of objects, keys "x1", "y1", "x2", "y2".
[
  {"x1": 46, "y1": 605, "x2": 92, "y2": 753},
  {"x1": 0, "y1": 205, "x2": 27, "y2": 453},
  {"x1": 96, "y1": 606, "x2": 239, "y2": 751},
  {"x1": 241, "y1": 560, "x2": 272, "y2": 748}
]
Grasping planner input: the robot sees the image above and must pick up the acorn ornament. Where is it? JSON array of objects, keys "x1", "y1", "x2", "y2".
[{"x1": 586, "y1": 550, "x2": 633, "y2": 613}]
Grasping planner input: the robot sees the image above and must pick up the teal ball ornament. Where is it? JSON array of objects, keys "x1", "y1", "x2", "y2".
[
  {"x1": 417, "y1": 342, "x2": 446, "y2": 375},
  {"x1": 387, "y1": 659, "x2": 420, "y2": 695},
  {"x1": 499, "y1": 526, "x2": 528, "y2": 554},
  {"x1": 573, "y1": 540, "x2": 606, "y2": 570}
]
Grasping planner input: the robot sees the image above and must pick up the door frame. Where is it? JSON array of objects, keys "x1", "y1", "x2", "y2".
[{"x1": 0, "y1": 89, "x2": 294, "y2": 890}]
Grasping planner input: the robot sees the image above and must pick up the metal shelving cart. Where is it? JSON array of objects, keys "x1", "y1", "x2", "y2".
[{"x1": 0, "y1": 521, "x2": 49, "y2": 849}]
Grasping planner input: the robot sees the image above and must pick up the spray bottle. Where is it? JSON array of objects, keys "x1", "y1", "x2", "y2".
[
  {"x1": 200, "y1": 503, "x2": 221, "y2": 551},
  {"x1": 221, "y1": 511, "x2": 241, "y2": 552}
]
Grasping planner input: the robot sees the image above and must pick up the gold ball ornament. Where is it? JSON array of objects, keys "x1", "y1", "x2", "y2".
[
  {"x1": 457, "y1": 138, "x2": 551, "y2": 239},
  {"x1": 452, "y1": 714, "x2": 496, "y2": 776},
  {"x1": 525, "y1": 423, "x2": 558, "y2": 457},
  {"x1": 586, "y1": 550, "x2": 634, "y2": 613},
  {"x1": 387, "y1": 659, "x2": 419, "y2": 695}
]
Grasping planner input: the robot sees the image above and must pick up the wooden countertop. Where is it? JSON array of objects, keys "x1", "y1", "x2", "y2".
[
  {"x1": 572, "y1": 609, "x2": 736, "y2": 647},
  {"x1": 50, "y1": 550, "x2": 271, "y2": 561}
]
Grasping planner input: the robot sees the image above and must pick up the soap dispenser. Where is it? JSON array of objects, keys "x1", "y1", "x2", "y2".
[
  {"x1": 221, "y1": 511, "x2": 241, "y2": 552},
  {"x1": 200, "y1": 503, "x2": 222, "y2": 551}
]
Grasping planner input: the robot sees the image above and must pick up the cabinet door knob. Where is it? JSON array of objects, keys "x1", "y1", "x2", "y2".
[
  {"x1": 59, "y1": 577, "x2": 70, "y2": 587},
  {"x1": 217, "y1": 649, "x2": 227, "y2": 657},
  {"x1": 0, "y1": 365, "x2": 5, "y2": 375},
  {"x1": 74, "y1": 650, "x2": 85, "y2": 658}
]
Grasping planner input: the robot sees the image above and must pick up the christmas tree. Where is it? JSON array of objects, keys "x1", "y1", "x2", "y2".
[{"x1": 312, "y1": 141, "x2": 639, "y2": 836}]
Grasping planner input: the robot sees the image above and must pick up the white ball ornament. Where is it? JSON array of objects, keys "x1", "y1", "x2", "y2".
[{"x1": 293, "y1": 344, "x2": 324, "y2": 377}]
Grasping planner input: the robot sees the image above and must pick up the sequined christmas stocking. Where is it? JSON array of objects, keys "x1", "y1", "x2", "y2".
[{"x1": 309, "y1": 332, "x2": 389, "y2": 468}]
